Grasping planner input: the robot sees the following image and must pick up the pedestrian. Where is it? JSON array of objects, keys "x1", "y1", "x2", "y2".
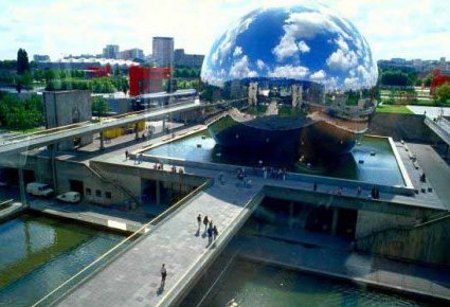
[
  {"x1": 203, "y1": 215, "x2": 209, "y2": 232},
  {"x1": 313, "y1": 183, "x2": 317, "y2": 191},
  {"x1": 218, "y1": 172, "x2": 224, "y2": 184},
  {"x1": 125, "y1": 150, "x2": 129, "y2": 160},
  {"x1": 263, "y1": 167, "x2": 267, "y2": 179},
  {"x1": 213, "y1": 225, "x2": 218, "y2": 241},
  {"x1": 207, "y1": 225, "x2": 213, "y2": 245},
  {"x1": 197, "y1": 214, "x2": 202, "y2": 232},
  {"x1": 139, "y1": 153, "x2": 143, "y2": 164},
  {"x1": 160, "y1": 264, "x2": 167, "y2": 288},
  {"x1": 282, "y1": 169, "x2": 286, "y2": 181},
  {"x1": 209, "y1": 220, "x2": 213, "y2": 232},
  {"x1": 357, "y1": 186, "x2": 362, "y2": 196}
]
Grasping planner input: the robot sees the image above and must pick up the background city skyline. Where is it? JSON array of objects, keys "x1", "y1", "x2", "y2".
[{"x1": 1, "y1": 0, "x2": 449, "y2": 61}]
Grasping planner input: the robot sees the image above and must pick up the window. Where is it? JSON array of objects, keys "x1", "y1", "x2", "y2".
[
  {"x1": 105, "y1": 191, "x2": 112, "y2": 199},
  {"x1": 96, "y1": 190, "x2": 102, "y2": 197},
  {"x1": 86, "y1": 188, "x2": 91, "y2": 196}
]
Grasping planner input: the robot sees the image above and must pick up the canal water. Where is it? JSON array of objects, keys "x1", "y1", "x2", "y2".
[
  {"x1": 144, "y1": 130, "x2": 404, "y2": 186},
  {"x1": 0, "y1": 213, "x2": 130, "y2": 306},
  {"x1": 186, "y1": 257, "x2": 431, "y2": 307}
]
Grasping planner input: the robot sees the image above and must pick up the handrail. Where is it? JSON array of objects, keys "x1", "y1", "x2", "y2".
[
  {"x1": 88, "y1": 162, "x2": 141, "y2": 206},
  {"x1": 31, "y1": 178, "x2": 213, "y2": 307},
  {"x1": 156, "y1": 190, "x2": 264, "y2": 307},
  {"x1": 356, "y1": 212, "x2": 450, "y2": 243}
]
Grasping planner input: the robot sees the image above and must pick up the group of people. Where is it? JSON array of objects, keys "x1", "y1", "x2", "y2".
[
  {"x1": 262, "y1": 166, "x2": 287, "y2": 181},
  {"x1": 197, "y1": 214, "x2": 219, "y2": 245},
  {"x1": 236, "y1": 168, "x2": 252, "y2": 187}
]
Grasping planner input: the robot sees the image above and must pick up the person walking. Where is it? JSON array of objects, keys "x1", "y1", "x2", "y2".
[
  {"x1": 208, "y1": 220, "x2": 213, "y2": 233},
  {"x1": 197, "y1": 214, "x2": 202, "y2": 232},
  {"x1": 160, "y1": 264, "x2": 167, "y2": 288},
  {"x1": 207, "y1": 225, "x2": 213, "y2": 245},
  {"x1": 357, "y1": 186, "x2": 362, "y2": 196},
  {"x1": 125, "y1": 150, "x2": 129, "y2": 160},
  {"x1": 203, "y1": 215, "x2": 209, "y2": 233},
  {"x1": 213, "y1": 225, "x2": 218, "y2": 241},
  {"x1": 218, "y1": 172, "x2": 224, "y2": 184}
]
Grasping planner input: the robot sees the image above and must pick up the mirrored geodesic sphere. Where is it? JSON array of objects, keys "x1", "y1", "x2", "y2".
[{"x1": 201, "y1": 3, "x2": 379, "y2": 159}]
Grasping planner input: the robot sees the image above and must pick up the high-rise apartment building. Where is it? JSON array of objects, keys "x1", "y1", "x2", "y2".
[
  {"x1": 152, "y1": 37, "x2": 174, "y2": 68},
  {"x1": 103, "y1": 44, "x2": 120, "y2": 59},
  {"x1": 120, "y1": 48, "x2": 145, "y2": 61},
  {"x1": 174, "y1": 49, "x2": 204, "y2": 68}
]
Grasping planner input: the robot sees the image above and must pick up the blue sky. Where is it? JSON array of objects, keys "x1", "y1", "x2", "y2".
[{"x1": 0, "y1": 0, "x2": 449, "y2": 61}]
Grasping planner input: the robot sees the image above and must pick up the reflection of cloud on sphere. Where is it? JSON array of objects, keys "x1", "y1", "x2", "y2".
[{"x1": 201, "y1": 4, "x2": 378, "y2": 91}]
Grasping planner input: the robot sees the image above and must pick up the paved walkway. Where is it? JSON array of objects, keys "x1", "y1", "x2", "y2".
[
  {"x1": 235, "y1": 233, "x2": 450, "y2": 301},
  {"x1": 408, "y1": 143, "x2": 450, "y2": 210},
  {"x1": 57, "y1": 173, "x2": 261, "y2": 306},
  {"x1": 396, "y1": 142, "x2": 444, "y2": 209},
  {"x1": 407, "y1": 106, "x2": 450, "y2": 118}
]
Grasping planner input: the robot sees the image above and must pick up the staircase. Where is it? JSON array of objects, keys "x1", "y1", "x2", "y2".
[
  {"x1": 356, "y1": 212, "x2": 450, "y2": 266},
  {"x1": 86, "y1": 162, "x2": 141, "y2": 206}
]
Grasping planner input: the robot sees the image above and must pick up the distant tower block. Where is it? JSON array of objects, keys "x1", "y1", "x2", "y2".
[
  {"x1": 248, "y1": 82, "x2": 258, "y2": 105},
  {"x1": 291, "y1": 84, "x2": 303, "y2": 107}
]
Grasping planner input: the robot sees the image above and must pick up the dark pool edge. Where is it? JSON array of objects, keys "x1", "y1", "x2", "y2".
[{"x1": 239, "y1": 253, "x2": 450, "y2": 303}]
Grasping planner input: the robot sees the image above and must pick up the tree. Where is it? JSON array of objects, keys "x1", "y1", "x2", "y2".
[
  {"x1": 92, "y1": 96, "x2": 109, "y2": 117},
  {"x1": 17, "y1": 48, "x2": 30, "y2": 75},
  {"x1": 0, "y1": 94, "x2": 43, "y2": 130},
  {"x1": 434, "y1": 83, "x2": 450, "y2": 105},
  {"x1": 424, "y1": 75, "x2": 433, "y2": 87},
  {"x1": 380, "y1": 70, "x2": 410, "y2": 86}
]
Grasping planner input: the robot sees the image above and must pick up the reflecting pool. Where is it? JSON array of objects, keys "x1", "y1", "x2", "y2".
[
  {"x1": 184, "y1": 257, "x2": 431, "y2": 307},
  {"x1": 144, "y1": 130, "x2": 404, "y2": 186},
  {"x1": 0, "y1": 213, "x2": 130, "y2": 306}
]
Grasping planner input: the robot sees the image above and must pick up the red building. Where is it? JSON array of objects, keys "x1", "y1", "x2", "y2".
[
  {"x1": 129, "y1": 66, "x2": 171, "y2": 96},
  {"x1": 430, "y1": 70, "x2": 450, "y2": 95},
  {"x1": 86, "y1": 65, "x2": 112, "y2": 78}
]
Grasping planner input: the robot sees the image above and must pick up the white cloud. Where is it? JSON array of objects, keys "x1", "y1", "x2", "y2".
[
  {"x1": 268, "y1": 64, "x2": 309, "y2": 79},
  {"x1": 297, "y1": 40, "x2": 310, "y2": 53},
  {"x1": 0, "y1": 0, "x2": 449, "y2": 62},
  {"x1": 256, "y1": 59, "x2": 266, "y2": 70},
  {"x1": 229, "y1": 55, "x2": 258, "y2": 78},
  {"x1": 272, "y1": 35, "x2": 299, "y2": 61},
  {"x1": 344, "y1": 77, "x2": 359, "y2": 90},
  {"x1": 233, "y1": 46, "x2": 243, "y2": 57},
  {"x1": 334, "y1": 36, "x2": 349, "y2": 51},
  {"x1": 326, "y1": 48, "x2": 358, "y2": 70},
  {"x1": 211, "y1": 14, "x2": 254, "y2": 65},
  {"x1": 310, "y1": 69, "x2": 326, "y2": 81}
]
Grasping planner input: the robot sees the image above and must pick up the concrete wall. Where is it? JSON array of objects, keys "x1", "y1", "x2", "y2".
[
  {"x1": 55, "y1": 160, "x2": 130, "y2": 206},
  {"x1": 368, "y1": 113, "x2": 435, "y2": 142},
  {"x1": 356, "y1": 214, "x2": 450, "y2": 266},
  {"x1": 355, "y1": 210, "x2": 416, "y2": 239},
  {"x1": 43, "y1": 90, "x2": 93, "y2": 150}
]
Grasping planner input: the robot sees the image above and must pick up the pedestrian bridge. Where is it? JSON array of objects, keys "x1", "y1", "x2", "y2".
[
  {"x1": 0, "y1": 101, "x2": 208, "y2": 157},
  {"x1": 35, "y1": 174, "x2": 264, "y2": 307}
]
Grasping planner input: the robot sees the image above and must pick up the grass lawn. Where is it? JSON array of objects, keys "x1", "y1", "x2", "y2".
[{"x1": 376, "y1": 105, "x2": 413, "y2": 114}]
